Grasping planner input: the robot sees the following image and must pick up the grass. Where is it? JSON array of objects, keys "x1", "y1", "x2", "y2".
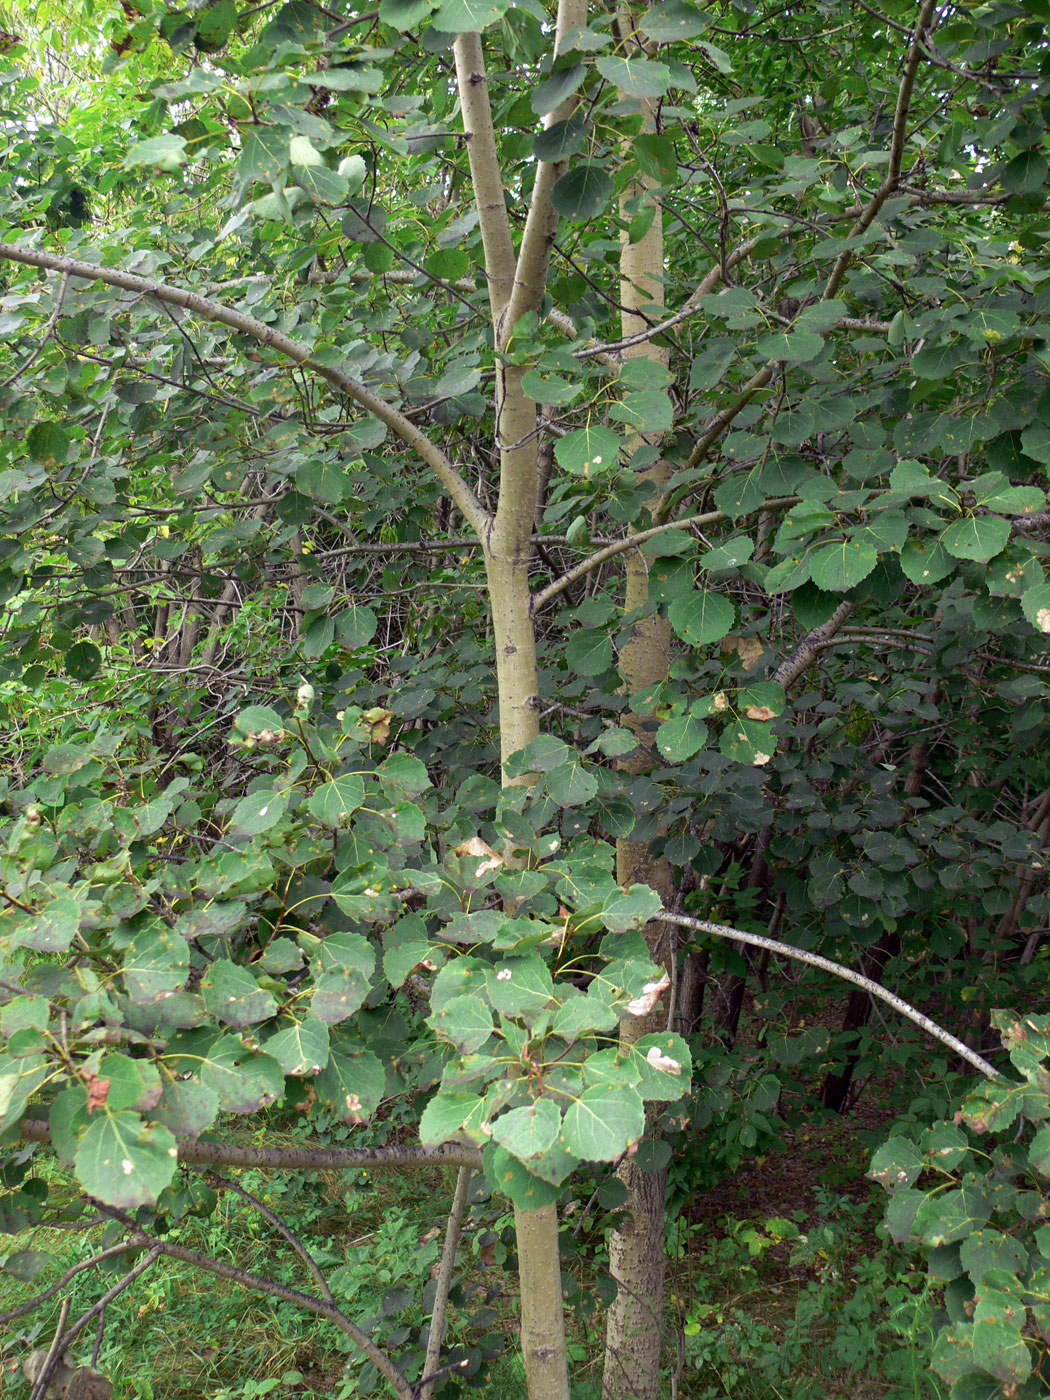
[
  {"x1": 1, "y1": 1127, "x2": 941, "y2": 1400},
  {"x1": 667, "y1": 1190, "x2": 941, "y2": 1400}
]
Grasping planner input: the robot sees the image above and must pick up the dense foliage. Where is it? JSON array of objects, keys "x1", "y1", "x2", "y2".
[{"x1": 1, "y1": 0, "x2": 1049, "y2": 1394}]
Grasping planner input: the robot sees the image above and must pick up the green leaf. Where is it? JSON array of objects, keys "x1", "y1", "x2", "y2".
[
  {"x1": 74, "y1": 1113, "x2": 178, "y2": 1209},
  {"x1": 383, "y1": 914, "x2": 431, "y2": 987},
  {"x1": 490, "y1": 1099, "x2": 561, "y2": 1160},
  {"x1": 972, "y1": 1310, "x2": 1031, "y2": 1386},
  {"x1": 641, "y1": 0, "x2": 709, "y2": 40},
  {"x1": 379, "y1": 0, "x2": 434, "y2": 27},
  {"x1": 699, "y1": 39, "x2": 732, "y2": 71},
  {"x1": 552, "y1": 991, "x2": 620, "y2": 1040},
  {"x1": 930, "y1": 1324, "x2": 980, "y2": 1387},
  {"x1": 610, "y1": 389, "x2": 673, "y2": 433},
  {"x1": 551, "y1": 163, "x2": 615, "y2": 220},
  {"x1": 193, "y1": 1038, "x2": 284, "y2": 1114},
  {"x1": 316, "y1": 1048, "x2": 385, "y2": 1120},
  {"x1": 486, "y1": 957, "x2": 555, "y2": 1023},
  {"x1": 1021, "y1": 582, "x2": 1050, "y2": 634},
  {"x1": 229, "y1": 789, "x2": 287, "y2": 836},
  {"x1": 240, "y1": 128, "x2": 289, "y2": 184},
  {"x1": 809, "y1": 538, "x2": 879, "y2": 591},
  {"x1": 0, "y1": 1060, "x2": 51, "y2": 1133},
  {"x1": 600, "y1": 884, "x2": 663, "y2": 932},
  {"x1": 15, "y1": 895, "x2": 81, "y2": 953},
  {"x1": 431, "y1": 0, "x2": 508, "y2": 29},
  {"x1": 26, "y1": 422, "x2": 70, "y2": 467},
  {"x1": 668, "y1": 589, "x2": 735, "y2": 646},
  {"x1": 308, "y1": 774, "x2": 365, "y2": 827},
  {"x1": 533, "y1": 115, "x2": 589, "y2": 162},
  {"x1": 420, "y1": 1092, "x2": 482, "y2": 1144},
  {"x1": 755, "y1": 330, "x2": 825, "y2": 364},
  {"x1": 428, "y1": 995, "x2": 494, "y2": 1052},
  {"x1": 532, "y1": 64, "x2": 585, "y2": 116},
  {"x1": 99, "y1": 1055, "x2": 163, "y2": 1113},
  {"x1": 719, "y1": 718, "x2": 776, "y2": 766},
  {"x1": 175, "y1": 900, "x2": 247, "y2": 942},
  {"x1": 124, "y1": 134, "x2": 188, "y2": 172},
  {"x1": 194, "y1": 0, "x2": 237, "y2": 49},
  {"x1": 521, "y1": 369, "x2": 582, "y2": 404},
  {"x1": 563, "y1": 1085, "x2": 644, "y2": 1161},
  {"x1": 974, "y1": 481, "x2": 1044, "y2": 515},
  {"x1": 554, "y1": 425, "x2": 621, "y2": 475},
  {"x1": 297, "y1": 459, "x2": 352, "y2": 503},
  {"x1": 632, "y1": 1032, "x2": 691, "y2": 1099},
  {"x1": 1001, "y1": 150, "x2": 1049, "y2": 194},
  {"x1": 595, "y1": 55, "x2": 673, "y2": 99},
  {"x1": 233, "y1": 706, "x2": 285, "y2": 739},
  {"x1": 565, "y1": 628, "x2": 613, "y2": 676},
  {"x1": 900, "y1": 537, "x2": 956, "y2": 585},
  {"x1": 67, "y1": 638, "x2": 101, "y2": 680},
  {"x1": 201, "y1": 961, "x2": 278, "y2": 1027},
  {"x1": 912, "y1": 341, "x2": 968, "y2": 379},
  {"x1": 546, "y1": 757, "x2": 598, "y2": 806},
  {"x1": 959, "y1": 1229, "x2": 1027, "y2": 1284},
  {"x1": 2, "y1": 1248, "x2": 52, "y2": 1281},
  {"x1": 377, "y1": 752, "x2": 430, "y2": 796},
  {"x1": 656, "y1": 713, "x2": 708, "y2": 762},
  {"x1": 940, "y1": 516, "x2": 1010, "y2": 563},
  {"x1": 311, "y1": 968, "x2": 372, "y2": 1024},
  {"x1": 124, "y1": 924, "x2": 190, "y2": 1003},
  {"x1": 435, "y1": 362, "x2": 481, "y2": 397},
  {"x1": 486, "y1": 1144, "x2": 564, "y2": 1209},
  {"x1": 153, "y1": 1081, "x2": 219, "y2": 1139},
  {"x1": 912, "y1": 1189, "x2": 989, "y2": 1247},
  {"x1": 301, "y1": 66, "x2": 383, "y2": 92},
  {"x1": 336, "y1": 603, "x2": 378, "y2": 648},
  {"x1": 869, "y1": 1135, "x2": 923, "y2": 1192}
]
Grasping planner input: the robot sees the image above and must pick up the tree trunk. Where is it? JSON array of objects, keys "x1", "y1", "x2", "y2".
[
  {"x1": 820, "y1": 928, "x2": 901, "y2": 1113},
  {"x1": 603, "y1": 38, "x2": 672, "y2": 1399}
]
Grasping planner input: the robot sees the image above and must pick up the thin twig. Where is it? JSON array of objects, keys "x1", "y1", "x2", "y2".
[
  {"x1": 420, "y1": 1167, "x2": 473, "y2": 1400},
  {"x1": 203, "y1": 1171, "x2": 333, "y2": 1302},
  {"x1": 0, "y1": 1241, "x2": 150, "y2": 1326},
  {"x1": 28, "y1": 1297, "x2": 69, "y2": 1400},
  {"x1": 36, "y1": 1248, "x2": 162, "y2": 1390}
]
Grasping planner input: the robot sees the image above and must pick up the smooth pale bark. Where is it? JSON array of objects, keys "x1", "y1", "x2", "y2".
[
  {"x1": 514, "y1": 1202, "x2": 571, "y2": 1400},
  {"x1": 453, "y1": 15, "x2": 581, "y2": 1397},
  {"x1": 603, "y1": 44, "x2": 674, "y2": 1400}
]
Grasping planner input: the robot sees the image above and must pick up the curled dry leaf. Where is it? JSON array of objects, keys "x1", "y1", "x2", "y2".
[
  {"x1": 721, "y1": 634, "x2": 763, "y2": 670},
  {"x1": 625, "y1": 971, "x2": 670, "y2": 1018},
  {"x1": 454, "y1": 835, "x2": 504, "y2": 877},
  {"x1": 363, "y1": 707, "x2": 393, "y2": 744},
  {"x1": 84, "y1": 1074, "x2": 111, "y2": 1114},
  {"x1": 646, "y1": 1045, "x2": 682, "y2": 1074},
  {"x1": 744, "y1": 704, "x2": 776, "y2": 721}
]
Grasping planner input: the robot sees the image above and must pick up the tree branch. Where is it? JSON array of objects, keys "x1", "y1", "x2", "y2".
[
  {"x1": 114, "y1": 1228, "x2": 415, "y2": 1400},
  {"x1": 202, "y1": 1171, "x2": 333, "y2": 1302},
  {"x1": 770, "y1": 600, "x2": 854, "y2": 687},
  {"x1": 823, "y1": 0, "x2": 939, "y2": 300},
  {"x1": 655, "y1": 910, "x2": 1001, "y2": 1079},
  {"x1": 531, "y1": 498, "x2": 801, "y2": 612},
  {"x1": 0, "y1": 244, "x2": 488, "y2": 536},
  {"x1": 19, "y1": 1120, "x2": 483, "y2": 1172},
  {"x1": 453, "y1": 34, "x2": 517, "y2": 326},
  {"x1": 502, "y1": 0, "x2": 586, "y2": 341},
  {"x1": 0, "y1": 1241, "x2": 151, "y2": 1326}
]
